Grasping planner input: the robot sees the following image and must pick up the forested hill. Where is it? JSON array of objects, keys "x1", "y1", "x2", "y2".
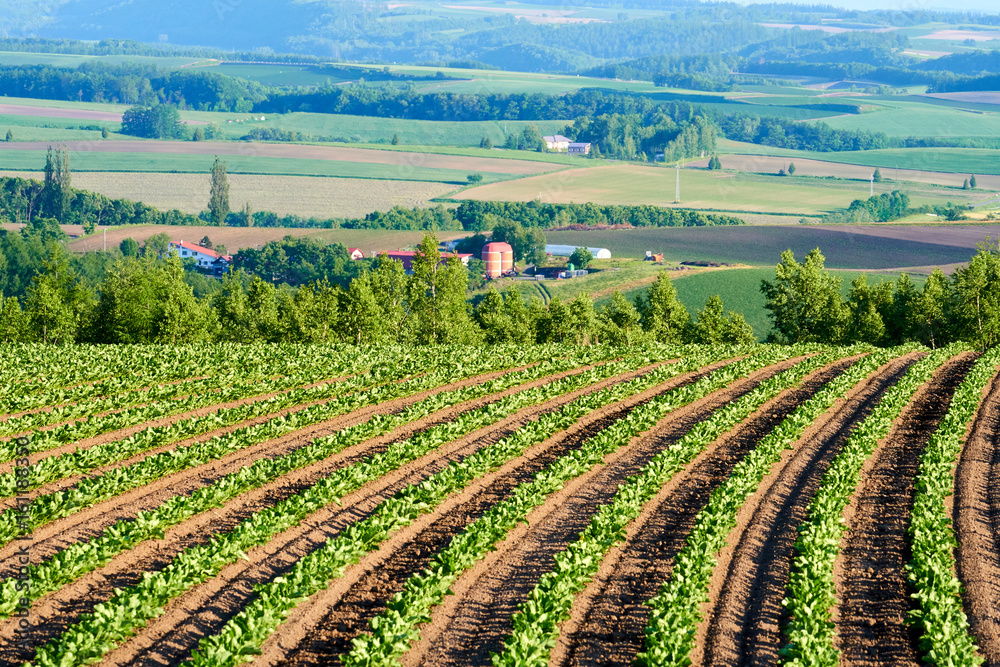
[{"x1": 4, "y1": 0, "x2": 997, "y2": 69}]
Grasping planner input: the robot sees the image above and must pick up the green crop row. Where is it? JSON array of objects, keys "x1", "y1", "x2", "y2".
[
  {"x1": 0, "y1": 348, "x2": 548, "y2": 547},
  {"x1": 337, "y1": 348, "x2": 798, "y2": 667},
  {"x1": 0, "y1": 347, "x2": 616, "y2": 618},
  {"x1": 29, "y1": 348, "x2": 696, "y2": 667},
  {"x1": 0, "y1": 359, "x2": 417, "y2": 498},
  {"x1": 0, "y1": 345, "x2": 374, "y2": 440},
  {"x1": 636, "y1": 345, "x2": 913, "y2": 667},
  {"x1": 181, "y1": 348, "x2": 753, "y2": 667},
  {"x1": 781, "y1": 344, "x2": 966, "y2": 667},
  {"x1": 491, "y1": 347, "x2": 868, "y2": 667},
  {"x1": 0, "y1": 344, "x2": 349, "y2": 412},
  {"x1": 0, "y1": 357, "x2": 376, "y2": 464},
  {"x1": 906, "y1": 348, "x2": 1000, "y2": 666}
]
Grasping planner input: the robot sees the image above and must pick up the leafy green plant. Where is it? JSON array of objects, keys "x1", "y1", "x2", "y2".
[
  {"x1": 780, "y1": 345, "x2": 966, "y2": 667},
  {"x1": 906, "y1": 349, "x2": 998, "y2": 666}
]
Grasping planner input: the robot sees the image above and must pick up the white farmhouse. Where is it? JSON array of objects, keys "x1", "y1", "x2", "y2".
[
  {"x1": 169, "y1": 240, "x2": 225, "y2": 270},
  {"x1": 543, "y1": 135, "x2": 571, "y2": 152}
]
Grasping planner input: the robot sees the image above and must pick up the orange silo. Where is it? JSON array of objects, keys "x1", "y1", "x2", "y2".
[{"x1": 482, "y1": 241, "x2": 514, "y2": 278}]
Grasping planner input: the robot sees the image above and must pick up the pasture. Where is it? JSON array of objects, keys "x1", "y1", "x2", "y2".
[{"x1": 459, "y1": 163, "x2": 974, "y2": 216}]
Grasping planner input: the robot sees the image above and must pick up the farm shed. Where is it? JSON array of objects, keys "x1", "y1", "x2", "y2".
[{"x1": 545, "y1": 245, "x2": 611, "y2": 259}]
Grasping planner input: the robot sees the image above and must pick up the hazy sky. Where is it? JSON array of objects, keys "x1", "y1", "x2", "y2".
[{"x1": 733, "y1": 0, "x2": 1000, "y2": 13}]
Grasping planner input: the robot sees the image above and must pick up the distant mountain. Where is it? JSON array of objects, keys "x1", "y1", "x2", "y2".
[{"x1": 34, "y1": 0, "x2": 322, "y2": 51}]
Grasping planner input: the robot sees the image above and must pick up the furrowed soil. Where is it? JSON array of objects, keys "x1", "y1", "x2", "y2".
[
  {"x1": 0, "y1": 360, "x2": 579, "y2": 664},
  {"x1": 955, "y1": 365, "x2": 1000, "y2": 667},
  {"x1": 552, "y1": 360, "x2": 912, "y2": 667},
  {"x1": 243, "y1": 356, "x2": 760, "y2": 667},
  {"x1": 1, "y1": 358, "x2": 691, "y2": 667},
  {"x1": 696, "y1": 352, "x2": 922, "y2": 667},
  {"x1": 399, "y1": 356, "x2": 815, "y2": 667},
  {"x1": 835, "y1": 353, "x2": 976, "y2": 667}
]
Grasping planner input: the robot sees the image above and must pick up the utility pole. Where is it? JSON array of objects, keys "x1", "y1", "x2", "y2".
[
  {"x1": 675, "y1": 162, "x2": 681, "y2": 203},
  {"x1": 870, "y1": 175, "x2": 874, "y2": 197},
  {"x1": 103, "y1": 227, "x2": 107, "y2": 252}
]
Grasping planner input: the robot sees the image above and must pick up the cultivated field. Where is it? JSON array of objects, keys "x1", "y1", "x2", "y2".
[
  {"x1": 688, "y1": 153, "x2": 1000, "y2": 191},
  {"x1": 544, "y1": 226, "x2": 980, "y2": 269},
  {"x1": 1, "y1": 343, "x2": 997, "y2": 667},
  {"x1": 460, "y1": 164, "x2": 977, "y2": 216},
  {"x1": 0, "y1": 170, "x2": 459, "y2": 220}
]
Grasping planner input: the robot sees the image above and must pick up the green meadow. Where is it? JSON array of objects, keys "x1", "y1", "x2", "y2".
[{"x1": 0, "y1": 149, "x2": 503, "y2": 183}]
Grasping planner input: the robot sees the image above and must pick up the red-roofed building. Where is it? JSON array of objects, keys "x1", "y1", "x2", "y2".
[
  {"x1": 378, "y1": 251, "x2": 472, "y2": 275},
  {"x1": 168, "y1": 240, "x2": 232, "y2": 274},
  {"x1": 348, "y1": 248, "x2": 365, "y2": 260}
]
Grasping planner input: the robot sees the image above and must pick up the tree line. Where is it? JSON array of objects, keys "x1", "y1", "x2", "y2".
[
  {"x1": 761, "y1": 245, "x2": 1000, "y2": 351},
  {"x1": 3, "y1": 227, "x2": 1000, "y2": 350},
  {"x1": 0, "y1": 231, "x2": 754, "y2": 346}
]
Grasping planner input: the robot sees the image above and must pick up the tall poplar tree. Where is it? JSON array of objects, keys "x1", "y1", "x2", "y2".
[{"x1": 208, "y1": 156, "x2": 230, "y2": 226}]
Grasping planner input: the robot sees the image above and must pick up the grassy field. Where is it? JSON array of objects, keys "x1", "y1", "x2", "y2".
[
  {"x1": 0, "y1": 170, "x2": 459, "y2": 219},
  {"x1": 719, "y1": 139, "x2": 1000, "y2": 178},
  {"x1": 609, "y1": 267, "x2": 926, "y2": 341},
  {"x1": 184, "y1": 111, "x2": 571, "y2": 146},
  {"x1": 0, "y1": 149, "x2": 515, "y2": 183},
  {"x1": 64, "y1": 225, "x2": 468, "y2": 255},
  {"x1": 544, "y1": 225, "x2": 978, "y2": 270},
  {"x1": 812, "y1": 98, "x2": 1000, "y2": 138},
  {"x1": 0, "y1": 51, "x2": 202, "y2": 68},
  {"x1": 458, "y1": 163, "x2": 973, "y2": 216}
]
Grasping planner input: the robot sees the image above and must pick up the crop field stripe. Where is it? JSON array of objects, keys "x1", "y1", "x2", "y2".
[
  {"x1": 0, "y1": 347, "x2": 622, "y2": 619},
  {"x1": 633, "y1": 345, "x2": 913, "y2": 667},
  {"x1": 908, "y1": 348, "x2": 1000, "y2": 666},
  {"x1": 835, "y1": 352, "x2": 976, "y2": 666},
  {"x1": 955, "y1": 351, "x2": 1000, "y2": 667},
  {"x1": 0, "y1": 366, "x2": 362, "y2": 465},
  {"x1": 325, "y1": 349, "x2": 797, "y2": 667},
  {"x1": 0, "y1": 357, "x2": 415, "y2": 499},
  {"x1": 0, "y1": 347, "x2": 373, "y2": 438},
  {"x1": 0, "y1": 362, "x2": 390, "y2": 484},
  {"x1": 780, "y1": 344, "x2": 968, "y2": 667},
  {"x1": 695, "y1": 351, "x2": 924, "y2": 667},
  {"x1": 487, "y1": 348, "x2": 860, "y2": 667},
  {"x1": 24, "y1": 348, "x2": 710, "y2": 666},
  {"x1": 0, "y1": 344, "x2": 331, "y2": 411},
  {"x1": 172, "y1": 348, "x2": 759, "y2": 667},
  {"x1": 0, "y1": 348, "x2": 555, "y2": 547}
]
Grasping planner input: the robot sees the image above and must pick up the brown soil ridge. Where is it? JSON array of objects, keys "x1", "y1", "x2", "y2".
[
  {"x1": 695, "y1": 351, "x2": 922, "y2": 667},
  {"x1": 0, "y1": 357, "x2": 664, "y2": 665},
  {"x1": 400, "y1": 356, "x2": 816, "y2": 667},
  {"x1": 0, "y1": 364, "x2": 528, "y2": 575},
  {"x1": 548, "y1": 354, "x2": 880, "y2": 667},
  {"x1": 88, "y1": 357, "x2": 706, "y2": 667},
  {"x1": 834, "y1": 353, "x2": 976, "y2": 667},
  {"x1": 149, "y1": 357, "x2": 744, "y2": 667},
  {"x1": 954, "y1": 363, "x2": 1000, "y2": 667}
]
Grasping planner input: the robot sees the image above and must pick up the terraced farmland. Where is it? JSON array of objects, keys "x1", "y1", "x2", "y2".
[{"x1": 1, "y1": 343, "x2": 998, "y2": 667}]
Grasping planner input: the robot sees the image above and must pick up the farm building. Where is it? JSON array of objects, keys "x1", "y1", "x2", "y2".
[
  {"x1": 543, "y1": 135, "x2": 571, "y2": 151},
  {"x1": 348, "y1": 248, "x2": 365, "y2": 260},
  {"x1": 545, "y1": 245, "x2": 611, "y2": 259},
  {"x1": 568, "y1": 142, "x2": 591, "y2": 155},
  {"x1": 168, "y1": 241, "x2": 231, "y2": 271},
  {"x1": 378, "y1": 250, "x2": 473, "y2": 275},
  {"x1": 482, "y1": 241, "x2": 514, "y2": 278}
]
